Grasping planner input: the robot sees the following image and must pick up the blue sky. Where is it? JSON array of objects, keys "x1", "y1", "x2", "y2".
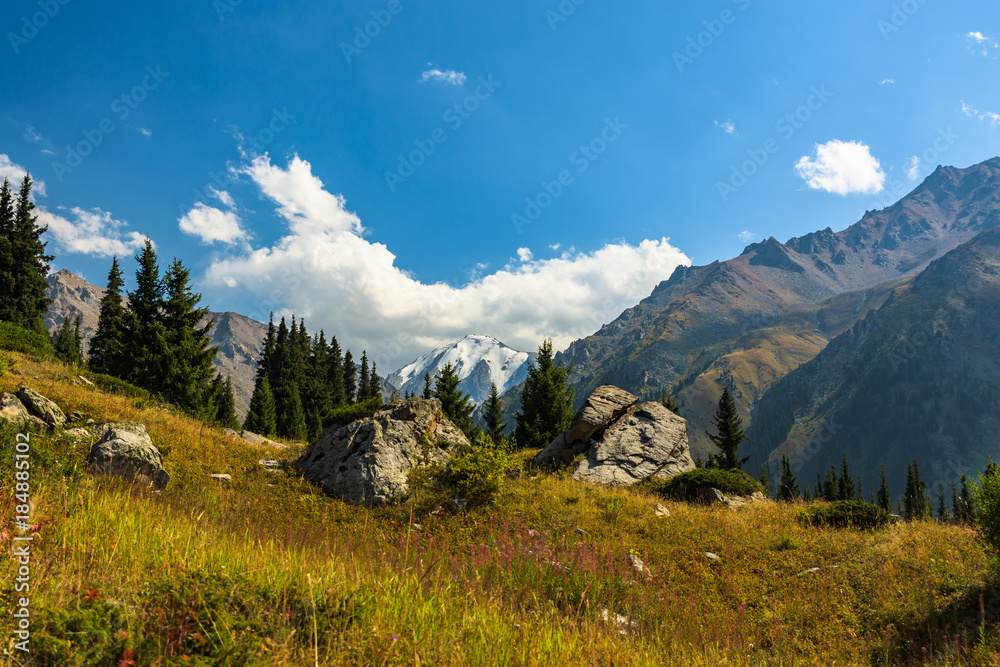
[{"x1": 2, "y1": 0, "x2": 999, "y2": 370}]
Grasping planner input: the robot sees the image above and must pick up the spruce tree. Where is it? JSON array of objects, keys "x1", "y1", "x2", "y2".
[
  {"x1": 357, "y1": 351, "x2": 371, "y2": 401},
  {"x1": 433, "y1": 362, "x2": 474, "y2": 436},
  {"x1": 905, "y1": 459, "x2": 929, "y2": 520},
  {"x1": 124, "y1": 239, "x2": 168, "y2": 391},
  {"x1": 0, "y1": 179, "x2": 16, "y2": 316},
  {"x1": 257, "y1": 314, "x2": 276, "y2": 386},
  {"x1": 244, "y1": 376, "x2": 277, "y2": 437},
  {"x1": 936, "y1": 481, "x2": 947, "y2": 520},
  {"x1": 327, "y1": 335, "x2": 346, "y2": 408},
  {"x1": 877, "y1": 466, "x2": 891, "y2": 512},
  {"x1": 951, "y1": 481, "x2": 959, "y2": 523},
  {"x1": 705, "y1": 387, "x2": 750, "y2": 470},
  {"x1": 483, "y1": 381, "x2": 507, "y2": 441},
  {"x1": 276, "y1": 381, "x2": 307, "y2": 441},
  {"x1": 53, "y1": 315, "x2": 83, "y2": 366},
  {"x1": 89, "y1": 257, "x2": 129, "y2": 377},
  {"x1": 3, "y1": 174, "x2": 51, "y2": 331},
  {"x1": 160, "y1": 258, "x2": 217, "y2": 413},
  {"x1": 514, "y1": 340, "x2": 574, "y2": 450},
  {"x1": 422, "y1": 373, "x2": 432, "y2": 399},
  {"x1": 368, "y1": 361, "x2": 381, "y2": 403},
  {"x1": 959, "y1": 474, "x2": 973, "y2": 523},
  {"x1": 661, "y1": 392, "x2": 680, "y2": 415},
  {"x1": 838, "y1": 454, "x2": 856, "y2": 501},
  {"x1": 776, "y1": 454, "x2": 799, "y2": 501},
  {"x1": 343, "y1": 350, "x2": 356, "y2": 404},
  {"x1": 210, "y1": 375, "x2": 240, "y2": 430},
  {"x1": 823, "y1": 464, "x2": 838, "y2": 502}
]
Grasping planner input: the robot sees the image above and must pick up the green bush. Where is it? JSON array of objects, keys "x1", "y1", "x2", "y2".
[
  {"x1": 322, "y1": 396, "x2": 383, "y2": 428},
  {"x1": 87, "y1": 373, "x2": 150, "y2": 402},
  {"x1": 973, "y1": 461, "x2": 1000, "y2": 558},
  {"x1": 0, "y1": 352, "x2": 11, "y2": 378},
  {"x1": 797, "y1": 500, "x2": 891, "y2": 530},
  {"x1": 0, "y1": 321, "x2": 53, "y2": 357},
  {"x1": 645, "y1": 467, "x2": 765, "y2": 501},
  {"x1": 443, "y1": 438, "x2": 522, "y2": 507}
]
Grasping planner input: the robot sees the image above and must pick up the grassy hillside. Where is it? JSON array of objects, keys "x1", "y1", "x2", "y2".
[{"x1": 2, "y1": 352, "x2": 1000, "y2": 665}]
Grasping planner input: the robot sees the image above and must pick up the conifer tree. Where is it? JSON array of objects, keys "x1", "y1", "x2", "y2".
[
  {"x1": 951, "y1": 481, "x2": 959, "y2": 523},
  {"x1": 343, "y1": 350, "x2": 356, "y2": 404},
  {"x1": 124, "y1": 239, "x2": 168, "y2": 390},
  {"x1": 776, "y1": 454, "x2": 799, "y2": 501},
  {"x1": 959, "y1": 474, "x2": 973, "y2": 522},
  {"x1": 661, "y1": 392, "x2": 680, "y2": 415},
  {"x1": 276, "y1": 381, "x2": 307, "y2": 441},
  {"x1": 89, "y1": 257, "x2": 129, "y2": 377},
  {"x1": 244, "y1": 376, "x2": 277, "y2": 436},
  {"x1": 2, "y1": 174, "x2": 51, "y2": 331},
  {"x1": 358, "y1": 351, "x2": 371, "y2": 401},
  {"x1": 814, "y1": 473, "x2": 823, "y2": 500},
  {"x1": 803, "y1": 488, "x2": 813, "y2": 502},
  {"x1": 53, "y1": 315, "x2": 83, "y2": 366},
  {"x1": 434, "y1": 362, "x2": 474, "y2": 437},
  {"x1": 705, "y1": 387, "x2": 750, "y2": 470},
  {"x1": 759, "y1": 464, "x2": 770, "y2": 492},
  {"x1": 936, "y1": 481, "x2": 947, "y2": 520},
  {"x1": 483, "y1": 381, "x2": 507, "y2": 441},
  {"x1": 422, "y1": 373, "x2": 432, "y2": 399},
  {"x1": 368, "y1": 361, "x2": 381, "y2": 402},
  {"x1": 327, "y1": 335, "x2": 346, "y2": 408},
  {"x1": 0, "y1": 179, "x2": 16, "y2": 315},
  {"x1": 515, "y1": 340, "x2": 574, "y2": 450},
  {"x1": 838, "y1": 454, "x2": 856, "y2": 501},
  {"x1": 257, "y1": 314, "x2": 276, "y2": 385},
  {"x1": 209, "y1": 374, "x2": 239, "y2": 430},
  {"x1": 160, "y1": 258, "x2": 217, "y2": 413},
  {"x1": 905, "y1": 459, "x2": 929, "y2": 520},
  {"x1": 877, "y1": 465, "x2": 891, "y2": 512},
  {"x1": 823, "y1": 464, "x2": 838, "y2": 502}
]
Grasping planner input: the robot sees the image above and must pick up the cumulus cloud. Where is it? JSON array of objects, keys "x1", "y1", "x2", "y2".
[
  {"x1": 714, "y1": 120, "x2": 737, "y2": 135},
  {"x1": 967, "y1": 31, "x2": 998, "y2": 55},
  {"x1": 419, "y1": 68, "x2": 467, "y2": 85},
  {"x1": 906, "y1": 156, "x2": 921, "y2": 180},
  {"x1": 738, "y1": 231, "x2": 757, "y2": 243},
  {"x1": 203, "y1": 155, "x2": 691, "y2": 368},
  {"x1": 0, "y1": 154, "x2": 46, "y2": 196},
  {"x1": 37, "y1": 207, "x2": 148, "y2": 257},
  {"x1": 879, "y1": 78, "x2": 895, "y2": 85},
  {"x1": 794, "y1": 140, "x2": 886, "y2": 195},
  {"x1": 179, "y1": 203, "x2": 247, "y2": 245},
  {"x1": 962, "y1": 101, "x2": 1000, "y2": 127},
  {"x1": 516, "y1": 247, "x2": 533, "y2": 262}
]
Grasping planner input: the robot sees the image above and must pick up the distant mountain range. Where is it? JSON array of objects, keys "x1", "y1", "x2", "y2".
[
  {"x1": 44, "y1": 269, "x2": 266, "y2": 417},
  {"x1": 384, "y1": 334, "x2": 534, "y2": 406}
]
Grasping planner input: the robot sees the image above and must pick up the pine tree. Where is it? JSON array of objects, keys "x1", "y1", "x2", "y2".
[
  {"x1": 53, "y1": 315, "x2": 83, "y2": 366},
  {"x1": 951, "y1": 481, "x2": 959, "y2": 523},
  {"x1": 936, "y1": 481, "x2": 947, "y2": 520},
  {"x1": 368, "y1": 361, "x2": 381, "y2": 403},
  {"x1": 433, "y1": 362, "x2": 474, "y2": 437},
  {"x1": 276, "y1": 381, "x2": 307, "y2": 441},
  {"x1": 905, "y1": 459, "x2": 928, "y2": 520},
  {"x1": 123, "y1": 239, "x2": 168, "y2": 391},
  {"x1": 160, "y1": 258, "x2": 217, "y2": 413},
  {"x1": 823, "y1": 464, "x2": 838, "y2": 502},
  {"x1": 483, "y1": 381, "x2": 507, "y2": 441},
  {"x1": 661, "y1": 393, "x2": 680, "y2": 415},
  {"x1": 422, "y1": 373, "x2": 432, "y2": 399},
  {"x1": 357, "y1": 351, "x2": 371, "y2": 401},
  {"x1": 2, "y1": 174, "x2": 51, "y2": 331},
  {"x1": 776, "y1": 454, "x2": 799, "y2": 501},
  {"x1": 814, "y1": 472, "x2": 823, "y2": 500},
  {"x1": 838, "y1": 454, "x2": 856, "y2": 501},
  {"x1": 343, "y1": 350, "x2": 356, "y2": 404},
  {"x1": 257, "y1": 314, "x2": 276, "y2": 386},
  {"x1": 803, "y1": 488, "x2": 813, "y2": 502},
  {"x1": 0, "y1": 179, "x2": 16, "y2": 317},
  {"x1": 89, "y1": 257, "x2": 129, "y2": 376},
  {"x1": 515, "y1": 340, "x2": 574, "y2": 450},
  {"x1": 244, "y1": 376, "x2": 277, "y2": 436},
  {"x1": 327, "y1": 335, "x2": 346, "y2": 408},
  {"x1": 877, "y1": 465, "x2": 891, "y2": 512},
  {"x1": 209, "y1": 374, "x2": 239, "y2": 429},
  {"x1": 705, "y1": 387, "x2": 750, "y2": 470}
]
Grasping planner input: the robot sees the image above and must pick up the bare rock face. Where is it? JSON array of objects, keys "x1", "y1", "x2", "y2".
[
  {"x1": 298, "y1": 398, "x2": 469, "y2": 507},
  {"x1": 86, "y1": 423, "x2": 170, "y2": 489},
  {"x1": 535, "y1": 386, "x2": 695, "y2": 487}
]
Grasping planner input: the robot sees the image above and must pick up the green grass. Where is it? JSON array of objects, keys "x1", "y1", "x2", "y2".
[{"x1": 2, "y1": 352, "x2": 1000, "y2": 665}]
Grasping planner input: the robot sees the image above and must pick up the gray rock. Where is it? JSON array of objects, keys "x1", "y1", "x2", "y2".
[
  {"x1": 209, "y1": 473, "x2": 232, "y2": 481},
  {"x1": 654, "y1": 503, "x2": 670, "y2": 517},
  {"x1": 705, "y1": 552, "x2": 721, "y2": 562},
  {"x1": 628, "y1": 553, "x2": 652, "y2": 578},
  {"x1": 86, "y1": 423, "x2": 170, "y2": 489},
  {"x1": 298, "y1": 398, "x2": 469, "y2": 507},
  {"x1": 0, "y1": 392, "x2": 31, "y2": 424},
  {"x1": 62, "y1": 428, "x2": 92, "y2": 439},
  {"x1": 16, "y1": 386, "x2": 66, "y2": 427},
  {"x1": 258, "y1": 458, "x2": 283, "y2": 472},
  {"x1": 223, "y1": 428, "x2": 287, "y2": 450},
  {"x1": 536, "y1": 386, "x2": 638, "y2": 465}
]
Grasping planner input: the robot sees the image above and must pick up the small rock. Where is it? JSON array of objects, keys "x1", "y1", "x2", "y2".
[
  {"x1": 258, "y1": 458, "x2": 282, "y2": 472},
  {"x1": 16, "y1": 386, "x2": 67, "y2": 427},
  {"x1": 63, "y1": 428, "x2": 92, "y2": 439},
  {"x1": 600, "y1": 609, "x2": 637, "y2": 636},
  {"x1": 654, "y1": 503, "x2": 670, "y2": 517},
  {"x1": 628, "y1": 553, "x2": 652, "y2": 577},
  {"x1": 0, "y1": 392, "x2": 31, "y2": 424},
  {"x1": 67, "y1": 411, "x2": 88, "y2": 424},
  {"x1": 575, "y1": 527, "x2": 589, "y2": 536},
  {"x1": 797, "y1": 567, "x2": 822, "y2": 576},
  {"x1": 77, "y1": 375, "x2": 95, "y2": 387},
  {"x1": 209, "y1": 473, "x2": 232, "y2": 481},
  {"x1": 410, "y1": 523, "x2": 423, "y2": 533},
  {"x1": 705, "y1": 552, "x2": 721, "y2": 562}
]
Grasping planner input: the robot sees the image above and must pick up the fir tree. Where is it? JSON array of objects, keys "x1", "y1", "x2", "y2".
[
  {"x1": 705, "y1": 387, "x2": 750, "y2": 470},
  {"x1": 209, "y1": 375, "x2": 240, "y2": 430},
  {"x1": 276, "y1": 381, "x2": 307, "y2": 441},
  {"x1": 368, "y1": 361, "x2": 381, "y2": 403},
  {"x1": 257, "y1": 314, "x2": 276, "y2": 385},
  {"x1": 776, "y1": 454, "x2": 799, "y2": 501},
  {"x1": 951, "y1": 481, "x2": 959, "y2": 523},
  {"x1": 814, "y1": 472, "x2": 823, "y2": 500},
  {"x1": 803, "y1": 488, "x2": 813, "y2": 502},
  {"x1": 838, "y1": 454, "x2": 856, "y2": 501},
  {"x1": 327, "y1": 335, "x2": 346, "y2": 408},
  {"x1": 514, "y1": 340, "x2": 574, "y2": 450},
  {"x1": 422, "y1": 373, "x2": 432, "y2": 399},
  {"x1": 0, "y1": 179, "x2": 16, "y2": 317},
  {"x1": 959, "y1": 474, "x2": 973, "y2": 523},
  {"x1": 936, "y1": 481, "x2": 947, "y2": 520},
  {"x1": 877, "y1": 465, "x2": 891, "y2": 512},
  {"x1": 433, "y1": 362, "x2": 474, "y2": 437},
  {"x1": 483, "y1": 381, "x2": 507, "y2": 441},
  {"x1": 53, "y1": 315, "x2": 83, "y2": 367},
  {"x1": 905, "y1": 459, "x2": 929, "y2": 520},
  {"x1": 160, "y1": 258, "x2": 217, "y2": 413},
  {"x1": 89, "y1": 257, "x2": 129, "y2": 377},
  {"x1": 661, "y1": 392, "x2": 680, "y2": 415},
  {"x1": 123, "y1": 239, "x2": 168, "y2": 390},
  {"x1": 343, "y1": 350, "x2": 356, "y2": 404},
  {"x1": 244, "y1": 376, "x2": 277, "y2": 436},
  {"x1": 823, "y1": 464, "x2": 838, "y2": 502},
  {"x1": 357, "y1": 351, "x2": 371, "y2": 401},
  {"x1": 2, "y1": 174, "x2": 51, "y2": 331}
]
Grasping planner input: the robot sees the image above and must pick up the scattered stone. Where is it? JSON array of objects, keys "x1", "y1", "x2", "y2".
[
  {"x1": 628, "y1": 553, "x2": 652, "y2": 578},
  {"x1": 535, "y1": 385, "x2": 695, "y2": 486},
  {"x1": 0, "y1": 392, "x2": 31, "y2": 424},
  {"x1": 601, "y1": 609, "x2": 637, "y2": 636},
  {"x1": 223, "y1": 428, "x2": 287, "y2": 450},
  {"x1": 705, "y1": 552, "x2": 721, "y2": 562},
  {"x1": 258, "y1": 459, "x2": 283, "y2": 472},
  {"x1": 77, "y1": 375, "x2": 95, "y2": 387},
  {"x1": 410, "y1": 523, "x2": 423, "y2": 533},
  {"x1": 797, "y1": 567, "x2": 822, "y2": 576},
  {"x1": 16, "y1": 386, "x2": 67, "y2": 427},
  {"x1": 698, "y1": 486, "x2": 771, "y2": 509},
  {"x1": 67, "y1": 411, "x2": 88, "y2": 424},
  {"x1": 298, "y1": 398, "x2": 469, "y2": 507},
  {"x1": 209, "y1": 473, "x2": 232, "y2": 481},
  {"x1": 86, "y1": 423, "x2": 170, "y2": 489},
  {"x1": 654, "y1": 503, "x2": 670, "y2": 517},
  {"x1": 62, "y1": 428, "x2": 92, "y2": 439},
  {"x1": 575, "y1": 527, "x2": 589, "y2": 536}
]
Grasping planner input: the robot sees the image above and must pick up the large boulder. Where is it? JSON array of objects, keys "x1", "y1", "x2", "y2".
[
  {"x1": 86, "y1": 423, "x2": 170, "y2": 489},
  {"x1": 16, "y1": 386, "x2": 67, "y2": 428},
  {"x1": 534, "y1": 385, "x2": 695, "y2": 486},
  {"x1": 0, "y1": 393, "x2": 31, "y2": 424},
  {"x1": 299, "y1": 398, "x2": 469, "y2": 506}
]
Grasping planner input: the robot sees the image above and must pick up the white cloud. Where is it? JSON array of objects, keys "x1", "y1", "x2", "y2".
[
  {"x1": 203, "y1": 154, "x2": 691, "y2": 367},
  {"x1": 37, "y1": 207, "x2": 147, "y2": 257},
  {"x1": 207, "y1": 186, "x2": 235, "y2": 209},
  {"x1": 24, "y1": 126, "x2": 43, "y2": 142},
  {"x1": 968, "y1": 31, "x2": 989, "y2": 43},
  {"x1": 0, "y1": 154, "x2": 46, "y2": 196},
  {"x1": 879, "y1": 78, "x2": 895, "y2": 85},
  {"x1": 905, "y1": 156, "x2": 921, "y2": 180},
  {"x1": 966, "y1": 31, "x2": 998, "y2": 56},
  {"x1": 137, "y1": 127, "x2": 153, "y2": 137},
  {"x1": 794, "y1": 140, "x2": 886, "y2": 195},
  {"x1": 738, "y1": 231, "x2": 757, "y2": 243},
  {"x1": 549, "y1": 243, "x2": 561, "y2": 251},
  {"x1": 419, "y1": 68, "x2": 467, "y2": 85},
  {"x1": 714, "y1": 120, "x2": 737, "y2": 135},
  {"x1": 179, "y1": 203, "x2": 247, "y2": 245},
  {"x1": 962, "y1": 101, "x2": 1000, "y2": 127},
  {"x1": 516, "y1": 247, "x2": 533, "y2": 262}
]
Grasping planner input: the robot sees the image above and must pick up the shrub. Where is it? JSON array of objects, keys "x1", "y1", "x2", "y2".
[
  {"x1": 797, "y1": 500, "x2": 891, "y2": 530},
  {"x1": 443, "y1": 438, "x2": 522, "y2": 507},
  {"x1": 972, "y1": 461, "x2": 1000, "y2": 558},
  {"x1": 87, "y1": 373, "x2": 150, "y2": 402},
  {"x1": 0, "y1": 321, "x2": 53, "y2": 358},
  {"x1": 0, "y1": 352, "x2": 11, "y2": 378},
  {"x1": 322, "y1": 396, "x2": 383, "y2": 428},
  {"x1": 646, "y1": 467, "x2": 765, "y2": 502}
]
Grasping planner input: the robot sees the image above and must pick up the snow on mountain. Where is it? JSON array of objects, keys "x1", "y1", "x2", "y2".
[{"x1": 385, "y1": 334, "x2": 534, "y2": 405}]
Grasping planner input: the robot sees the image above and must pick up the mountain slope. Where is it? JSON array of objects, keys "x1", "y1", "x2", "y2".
[
  {"x1": 556, "y1": 158, "x2": 1000, "y2": 457},
  {"x1": 44, "y1": 269, "x2": 266, "y2": 417},
  {"x1": 746, "y1": 226, "x2": 1000, "y2": 493},
  {"x1": 385, "y1": 334, "x2": 534, "y2": 406}
]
